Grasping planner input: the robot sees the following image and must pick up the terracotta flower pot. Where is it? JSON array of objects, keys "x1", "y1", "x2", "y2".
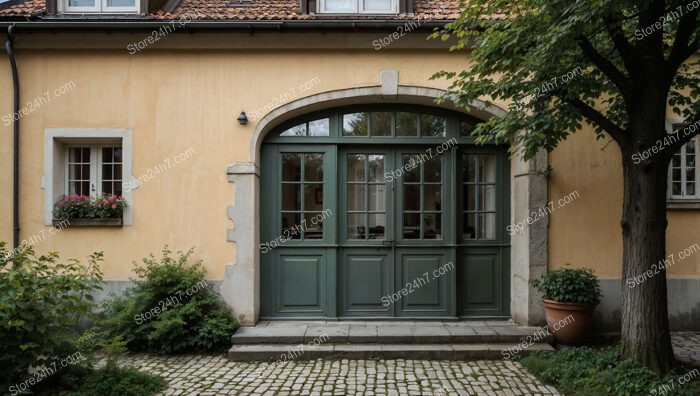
[{"x1": 542, "y1": 299, "x2": 599, "y2": 345}]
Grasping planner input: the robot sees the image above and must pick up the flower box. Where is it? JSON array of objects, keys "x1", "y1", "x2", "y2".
[{"x1": 52, "y1": 218, "x2": 123, "y2": 227}]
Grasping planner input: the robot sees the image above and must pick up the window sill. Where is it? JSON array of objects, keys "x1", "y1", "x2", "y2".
[
  {"x1": 53, "y1": 218, "x2": 123, "y2": 227},
  {"x1": 667, "y1": 200, "x2": 700, "y2": 210}
]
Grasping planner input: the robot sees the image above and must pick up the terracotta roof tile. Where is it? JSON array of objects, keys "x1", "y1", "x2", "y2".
[{"x1": 0, "y1": 0, "x2": 504, "y2": 21}]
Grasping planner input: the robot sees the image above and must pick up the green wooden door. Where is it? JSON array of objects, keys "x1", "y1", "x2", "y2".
[{"x1": 260, "y1": 106, "x2": 510, "y2": 320}]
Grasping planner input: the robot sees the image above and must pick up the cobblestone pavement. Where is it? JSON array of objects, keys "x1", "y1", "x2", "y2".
[
  {"x1": 122, "y1": 355, "x2": 560, "y2": 396},
  {"x1": 672, "y1": 332, "x2": 700, "y2": 365}
]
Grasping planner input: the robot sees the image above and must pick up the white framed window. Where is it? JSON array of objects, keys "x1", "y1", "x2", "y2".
[
  {"x1": 318, "y1": 0, "x2": 397, "y2": 14},
  {"x1": 65, "y1": 145, "x2": 124, "y2": 197},
  {"x1": 44, "y1": 128, "x2": 134, "y2": 225},
  {"x1": 669, "y1": 136, "x2": 699, "y2": 200},
  {"x1": 63, "y1": 0, "x2": 138, "y2": 13}
]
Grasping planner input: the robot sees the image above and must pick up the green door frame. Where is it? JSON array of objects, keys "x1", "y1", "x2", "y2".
[{"x1": 260, "y1": 105, "x2": 510, "y2": 320}]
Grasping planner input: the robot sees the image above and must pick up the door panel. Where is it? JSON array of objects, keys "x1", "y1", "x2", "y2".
[
  {"x1": 340, "y1": 251, "x2": 392, "y2": 316},
  {"x1": 457, "y1": 249, "x2": 504, "y2": 316},
  {"x1": 396, "y1": 251, "x2": 450, "y2": 316},
  {"x1": 272, "y1": 252, "x2": 327, "y2": 315}
]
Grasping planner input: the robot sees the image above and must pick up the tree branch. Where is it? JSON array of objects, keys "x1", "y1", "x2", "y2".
[
  {"x1": 577, "y1": 36, "x2": 633, "y2": 99},
  {"x1": 565, "y1": 97, "x2": 628, "y2": 147},
  {"x1": 666, "y1": 8, "x2": 699, "y2": 79},
  {"x1": 604, "y1": 13, "x2": 638, "y2": 74}
]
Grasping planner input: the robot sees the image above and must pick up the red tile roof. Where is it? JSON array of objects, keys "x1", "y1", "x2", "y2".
[
  {"x1": 0, "y1": 0, "x2": 504, "y2": 21},
  {"x1": 0, "y1": 0, "x2": 505, "y2": 21}
]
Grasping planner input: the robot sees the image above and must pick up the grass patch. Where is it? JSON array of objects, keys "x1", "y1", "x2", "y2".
[{"x1": 519, "y1": 347, "x2": 700, "y2": 396}]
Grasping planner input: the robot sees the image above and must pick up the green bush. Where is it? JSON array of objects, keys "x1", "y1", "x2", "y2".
[
  {"x1": 520, "y1": 348, "x2": 700, "y2": 396},
  {"x1": 97, "y1": 246, "x2": 239, "y2": 354},
  {"x1": 0, "y1": 242, "x2": 103, "y2": 391},
  {"x1": 36, "y1": 363, "x2": 165, "y2": 396},
  {"x1": 53, "y1": 193, "x2": 127, "y2": 220},
  {"x1": 531, "y1": 264, "x2": 602, "y2": 304}
]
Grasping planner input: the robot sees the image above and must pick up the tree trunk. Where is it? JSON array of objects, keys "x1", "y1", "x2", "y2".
[{"x1": 619, "y1": 158, "x2": 676, "y2": 375}]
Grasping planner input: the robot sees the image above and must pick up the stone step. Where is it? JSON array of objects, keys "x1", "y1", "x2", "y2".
[
  {"x1": 228, "y1": 343, "x2": 555, "y2": 361},
  {"x1": 231, "y1": 323, "x2": 553, "y2": 345}
]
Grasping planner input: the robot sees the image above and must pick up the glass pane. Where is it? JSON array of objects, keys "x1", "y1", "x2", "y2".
[
  {"x1": 460, "y1": 119, "x2": 479, "y2": 136},
  {"x1": 686, "y1": 140, "x2": 696, "y2": 155},
  {"x1": 463, "y1": 155, "x2": 477, "y2": 182},
  {"x1": 347, "y1": 154, "x2": 366, "y2": 182},
  {"x1": 463, "y1": 213, "x2": 476, "y2": 240},
  {"x1": 304, "y1": 154, "x2": 324, "y2": 181},
  {"x1": 325, "y1": 0, "x2": 354, "y2": 11},
  {"x1": 480, "y1": 155, "x2": 496, "y2": 183},
  {"x1": 343, "y1": 113, "x2": 368, "y2": 136},
  {"x1": 370, "y1": 112, "x2": 392, "y2": 136},
  {"x1": 424, "y1": 156, "x2": 442, "y2": 182},
  {"x1": 304, "y1": 213, "x2": 324, "y2": 240},
  {"x1": 102, "y1": 164, "x2": 113, "y2": 180},
  {"x1": 348, "y1": 184, "x2": 366, "y2": 211},
  {"x1": 687, "y1": 182, "x2": 696, "y2": 196},
  {"x1": 69, "y1": 163, "x2": 81, "y2": 181},
  {"x1": 479, "y1": 185, "x2": 496, "y2": 211},
  {"x1": 673, "y1": 182, "x2": 682, "y2": 195},
  {"x1": 102, "y1": 147, "x2": 113, "y2": 162},
  {"x1": 308, "y1": 119, "x2": 330, "y2": 136},
  {"x1": 114, "y1": 182, "x2": 122, "y2": 197},
  {"x1": 114, "y1": 148, "x2": 123, "y2": 162},
  {"x1": 114, "y1": 164, "x2": 122, "y2": 181},
  {"x1": 305, "y1": 184, "x2": 324, "y2": 211},
  {"x1": 403, "y1": 213, "x2": 420, "y2": 239},
  {"x1": 281, "y1": 213, "x2": 302, "y2": 240},
  {"x1": 280, "y1": 124, "x2": 307, "y2": 137},
  {"x1": 368, "y1": 214, "x2": 385, "y2": 240},
  {"x1": 82, "y1": 164, "x2": 90, "y2": 183},
  {"x1": 363, "y1": 0, "x2": 392, "y2": 11},
  {"x1": 423, "y1": 213, "x2": 442, "y2": 239},
  {"x1": 421, "y1": 115, "x2": 447, "y2": 137},
  {"x1": 396, "y1": 112, "x2": 418, "y2": 136},
  {"x1": 107, "y1": 0, "x2": 135, "y2": 6},
  {"x1": 402, "y1": 155, "x2": 420, "y2": 182},
  {"x1": 424, "y1": 185, "x2": 441, "y2": 211},
  {"x1": 369, "y1": 185, "x2": 385, "y2": 211},
  {"x1": 282, "y1": 154, "x2": 302, "y2": 181},
  {"x1": 102, "y1": 181, "x2": 113, "y2": 195},
  {"x1": 403, "y1": 185, "x2": 420, "y2": 211},
  {"x1": 68, "y1": 0, "x2": 95, "y2": 6},
  {"x1": 673, "y1": 168, "x2": 682, "y2": 182},
  {"x1": 282, "y1": 184, "x2": 301, "y2": 210},
  {"x1": 465, "y1": 185, "x2": 476, "y2": 211},
  {"x1": 368, "y1": 155, "x2": 385, "y2": 182},
  {"x1": 479, "y1": 213, "x2": 496, "y2": 239},
  {"x1": 348, "y1": 214, "x2": 366, "y2": 239}
]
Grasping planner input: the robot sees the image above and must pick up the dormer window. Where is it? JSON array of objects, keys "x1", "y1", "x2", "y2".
[
  {"x1": 318, "y1": 0, "x2": 397, "y2": 14},
  {"x1": 64, "y1": 0, "x2": 138, "y2": 13}
]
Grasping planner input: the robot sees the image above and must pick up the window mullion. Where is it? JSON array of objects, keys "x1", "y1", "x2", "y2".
[{"x1": 92, "y1": 146, "x2": 100, "y2": 196}]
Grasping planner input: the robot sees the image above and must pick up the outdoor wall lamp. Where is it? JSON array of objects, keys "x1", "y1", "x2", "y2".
[{"x1": 237, "y1": 111, "x2": 248, "y2": 125}]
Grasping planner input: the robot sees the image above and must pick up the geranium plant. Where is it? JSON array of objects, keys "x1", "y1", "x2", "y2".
[{"x1": 53, "y1": 194, "x2": 127, "y2": 220}]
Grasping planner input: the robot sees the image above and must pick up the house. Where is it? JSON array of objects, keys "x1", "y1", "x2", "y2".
[{"x1": 0, "y1": 0, "x2": 698, "y2": 331}]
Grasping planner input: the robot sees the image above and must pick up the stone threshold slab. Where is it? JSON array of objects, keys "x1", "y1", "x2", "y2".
[{"x1": 228, "y1": 343, "x2": 555, "y2": 361}]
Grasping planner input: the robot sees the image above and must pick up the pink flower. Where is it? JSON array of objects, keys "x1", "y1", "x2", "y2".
[
  {"x1": 111, "y1": 204, "x2": 117, "y2": 209},
  {"x1": 108, "y1": 196, "x2": 115, "y2": 201},
  {"x1": 103, "y1": 200, "x2": 109, "y2": 205}
]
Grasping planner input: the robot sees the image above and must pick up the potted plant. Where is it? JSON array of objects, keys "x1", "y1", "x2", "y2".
[
  {"x1": 532, "y1": 265, "x2": 602, "y2": 345},
  {"x1": 53, "y1": 193, "x2": 127, "y2": 227}
]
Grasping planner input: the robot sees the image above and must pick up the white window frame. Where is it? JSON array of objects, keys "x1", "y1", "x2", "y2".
[
  {"x1": 317, "y1": 0, "x2": 398, "y2": 14},
  {"x1": 668, "y1": 136, "x2": 699, "y2": 200},
  {"x1": 63, "y1": 0, "x2": 138, "y2": 14},
  {"x1": 43, "y1": 128, "x2": 135, "y2": 225},
  {"x1": 666, "y1": 118, "x2": 700, "y2": 207},
  {"x1": 64, "y1": 145, "x2": 123, "y2": 197}
]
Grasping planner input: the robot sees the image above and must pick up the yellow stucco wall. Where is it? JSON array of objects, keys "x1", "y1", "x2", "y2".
[
  {"x1": 0, "y1": 32, "x2": 472, "y2": 280},
  {"x1": 548, "y1": 123, "x2": 700, "y2": 279},
  {"x1": 0, "y1": 31, "x2": 697, "y2": 282}
]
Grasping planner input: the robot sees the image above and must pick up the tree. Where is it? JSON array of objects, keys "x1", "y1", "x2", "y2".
[{"x1": 433, "y1": 0, "x2": 698, "y2": 375}]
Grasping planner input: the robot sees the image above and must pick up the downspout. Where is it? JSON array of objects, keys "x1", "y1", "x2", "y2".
[{"x1": 6, "y1": 24, "x2": 19, "y2": 249}]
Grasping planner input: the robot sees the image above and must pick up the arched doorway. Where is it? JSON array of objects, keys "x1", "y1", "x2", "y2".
[{"x1": 259, "y1": 104, "x2": 510, "y2": 319}]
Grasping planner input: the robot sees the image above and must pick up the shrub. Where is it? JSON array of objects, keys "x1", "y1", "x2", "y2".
[
  {"x1": 0, "y1": 242, "x2": 103, "y2": 391},
  {"x1": 531, "y1": 264, "x2": 602, "y2": 304},
  {"x1": 97, "y1": 246, "x2": 239, "y2": 354},
  {"x1": 53, "y1": 193, "x2": 127, "y2": 220},
  {"x1": 520, "y1": 348, "x2": 700, "y2": 396}
]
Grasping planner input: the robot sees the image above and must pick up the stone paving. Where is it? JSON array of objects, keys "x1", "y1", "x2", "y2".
[
  {"x1": 117, "y1": 332, "x2": 700, "y2": 396},
  {"x1": 122, "y1": 354, "x2": 560, "y2": 396},
  {"x1": 672, "y1": 332, "x2": 700, "y2": 365}
]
